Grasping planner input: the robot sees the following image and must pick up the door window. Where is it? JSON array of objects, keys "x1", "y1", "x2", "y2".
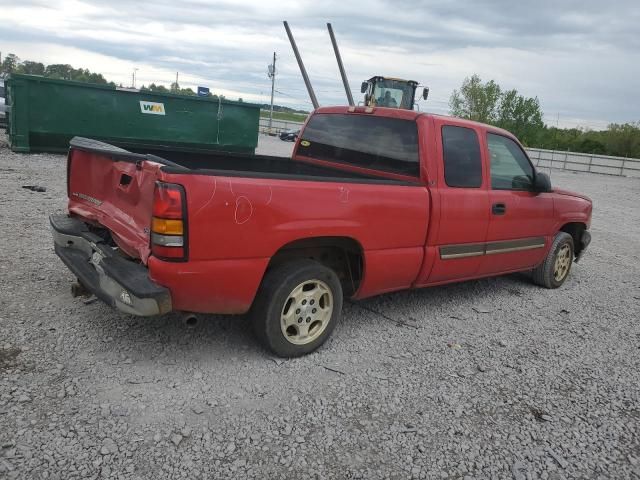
[
  {"x1": 442, "y1": 126, "x2": 483, "y2": 188},
  {"x1": 487, "y1": 134, "x2": 534, "y2": 190}
]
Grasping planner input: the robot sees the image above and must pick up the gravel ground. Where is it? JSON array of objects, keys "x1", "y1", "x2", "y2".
[{"x1": 1, "y1": 133, "x2": 639, "y2": 480}]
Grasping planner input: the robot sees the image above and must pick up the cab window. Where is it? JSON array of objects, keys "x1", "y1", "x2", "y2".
[
  {"x1": 442, "y1": 126, "x2": 483, "y2": 188},
  {"x1": 487, "y1": 134, "x2": 534, "y2": 190},
  {"x1": 298, "y1": 113, "x2": 420, "y2": 177}
]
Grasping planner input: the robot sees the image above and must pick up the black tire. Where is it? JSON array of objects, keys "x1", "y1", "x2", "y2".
[
  {"x1": 532, "y1": 232, "x2": 574, "y2": 289},
  {"x1": 251, "y1": 259, "x2": 343, "y2": 357}
]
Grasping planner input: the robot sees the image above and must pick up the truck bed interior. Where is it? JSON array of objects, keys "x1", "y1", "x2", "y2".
[
  {"x1": 143, "y1": 148, "x2": 414, "y2": 184},
  {"x1": 69, "y1": 137, "x2": 417, "y2": 185},
  {"x1": 145, "y1": 150, "x2": 397, "y2": 183}
]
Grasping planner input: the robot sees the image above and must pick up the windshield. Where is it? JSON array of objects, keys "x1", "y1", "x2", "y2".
[{"x1": 372, "y1": 79, "x2": 414, "y2": 109}]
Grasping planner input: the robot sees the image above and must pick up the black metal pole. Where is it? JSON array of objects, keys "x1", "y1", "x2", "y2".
[
  {"x1": 283, "y1": 21, "x2": 320, "y2": 110},
  {"x1": 327, "y1": 23, "x2": 354, "y2": 106}
]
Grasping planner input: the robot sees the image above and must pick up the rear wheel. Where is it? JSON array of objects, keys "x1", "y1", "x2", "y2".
[
  {"x1": 251, "y1": 260, "x2": 343, "y2": 357},
  {"x1": 532, "y1": 232, "x2": 574, "y2": 288}
]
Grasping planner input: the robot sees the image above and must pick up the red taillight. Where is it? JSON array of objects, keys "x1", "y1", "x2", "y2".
[
  {"x1": 153, "y1": 183, "x2": 184, "y2": 219},
  {"x1": 151, "y1": 182, "x2": 187, "y2": 261},
  {"x1": 151, "y1": 244, "x2": 185, "y2": 259}
]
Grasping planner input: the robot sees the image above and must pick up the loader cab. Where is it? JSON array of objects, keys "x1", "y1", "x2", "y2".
[{"x1": 360, "y1": 76, "x2": 428, "y2": 110}]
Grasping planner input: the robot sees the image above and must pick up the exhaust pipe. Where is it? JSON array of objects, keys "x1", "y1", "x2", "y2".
[
  {"x1": 327, "y1": 23, "x2": 355, "y2": 106},
  {"x1": 181, "y1": 312, "x2": 198, "y2": 328},
  {"x1": 283, "y1": 21, "x2": 320, "y2": 110}
]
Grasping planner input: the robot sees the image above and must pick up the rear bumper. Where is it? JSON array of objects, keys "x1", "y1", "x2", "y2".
[{"x1": 50, "y1": 214, "x2": 172, "y2": 316}]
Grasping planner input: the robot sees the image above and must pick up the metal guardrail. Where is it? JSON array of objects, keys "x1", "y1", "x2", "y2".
[
  {"x1": 259, "y1": 118, "x2": 305, "y2": 135},
  {"x1": 526, "y1": 147, "x2": 640, "y2": 178}
]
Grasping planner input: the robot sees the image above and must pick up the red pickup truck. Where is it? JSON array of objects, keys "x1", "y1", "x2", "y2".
[{"x1": 50, "y1": 106, "x2": 592, "y2": 357}]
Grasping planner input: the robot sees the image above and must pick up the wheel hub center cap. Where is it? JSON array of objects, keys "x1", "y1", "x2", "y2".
[{"x1": 281, "y1": 279, "x2": 333, "y2": 346}]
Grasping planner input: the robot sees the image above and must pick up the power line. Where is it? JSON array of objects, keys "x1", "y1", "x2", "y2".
[{"x1": 274, "y1": 89, "x2": 315, "y2": 106}]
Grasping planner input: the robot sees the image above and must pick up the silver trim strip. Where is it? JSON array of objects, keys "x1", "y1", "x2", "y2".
[
  {"x1": 440, "y1": 250, "x2": 485, "y2": 260},
  {"x1": 439, "y1": 237, "x2": 546, "y2": 260},
  {"x1": 485, "y1": 243, "x2": 545, "y2": 255}
]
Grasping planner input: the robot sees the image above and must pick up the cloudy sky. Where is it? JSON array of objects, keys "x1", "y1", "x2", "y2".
[{"x1": 1, "y1": 0, "x2": 638, "y2": 129}]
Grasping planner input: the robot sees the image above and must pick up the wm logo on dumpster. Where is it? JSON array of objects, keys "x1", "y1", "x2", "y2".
[{"x1": 139, "y1": 101, "x2": 166, "y2": 115}]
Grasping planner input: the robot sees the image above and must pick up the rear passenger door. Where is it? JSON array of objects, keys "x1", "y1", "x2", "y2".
[
  {"x1": 422, "y1": 123, "x2": 490, "y2": 284},
  {"x1": 477, "y1": 133, "x2": 554, "y2": 275}
]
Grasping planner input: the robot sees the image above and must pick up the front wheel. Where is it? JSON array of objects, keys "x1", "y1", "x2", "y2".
[
  {"x1": 251, "y1": 259, "x2": 343, "y2": 357},
  {"x1": 532, "y1": 232, "x2": 574, "y2": 288}
]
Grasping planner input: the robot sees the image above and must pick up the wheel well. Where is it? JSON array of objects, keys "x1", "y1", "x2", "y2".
[
  {"x1": 560, "y1": 222, "x2": 586, "y2": 257},
  {"x1": 268, "y1": 237, "x2": 364, "y2": 296}
]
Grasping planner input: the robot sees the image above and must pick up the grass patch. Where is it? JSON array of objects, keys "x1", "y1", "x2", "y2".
[{"x1": 260, "y1": 110, "x2": 308, "y2": 122}]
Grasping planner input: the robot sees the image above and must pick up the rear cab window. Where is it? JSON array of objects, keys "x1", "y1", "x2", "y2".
[{"x1": 297, "y1": 114, "x2": 420, "y2": 177}]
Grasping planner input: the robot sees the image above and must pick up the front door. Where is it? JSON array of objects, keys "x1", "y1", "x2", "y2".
[{"x1": 478, "y1": 133, "x2": 554, "y2": 275}]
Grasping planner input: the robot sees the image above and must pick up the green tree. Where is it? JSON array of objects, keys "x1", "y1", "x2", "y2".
[
  {"x1": 142, "y1": 83, "x2": 169, "y2": 93},
  {"x1": 18, "y1": 60, "x2": 45, "y2": 75},
  {"x1": 0, "y1": 53, "x2": 20, "y2": 75},
  {"x1": 45, "y1": 63, "x2": 74, "y2": 80},
  {"x1": 495, "y1": 89, "x2": 544, "y2": 146},
  {"x1": 449, "y1": 74, "x2": 501, "y2": 123},
  {"x1": 2, "y1": 53, "x2": 112, "y2": 84},
  {"x1": 142, "y1": 83, "x2": 196, "y2": 96},
  {"x1": 538, "y1": 126, "x2": 582, "y2": 151},
  {"x1": 450, "y1": 74, "x2": 545, "y2": 146},
  {"x1": 70, "y1": 68, "x2": 110, "y2": 84},
  {"x1": 603, "y1": 122, "x2": 640, "y2": 158},
  {"x1": 577, "y1": 137, "x2": 606, "y2": 154}
]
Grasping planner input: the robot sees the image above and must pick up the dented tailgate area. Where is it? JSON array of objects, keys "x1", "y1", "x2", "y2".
[
  {"x1": 50, "y1": 213, "x2": 171, "y2": 316},
  {"x1": 66, "y1": 137, "x2": 165, "y2": 262}
]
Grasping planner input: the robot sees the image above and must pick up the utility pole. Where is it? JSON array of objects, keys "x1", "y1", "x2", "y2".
[
  {"x1": 174, "y1": 72, "x2": 179, "y2": 92},
  {"x1": 268, "y1": 52, "x2": 276, "y2": 133},
  {"x1": 132, "y1": 68, "x2": 138, "y2": 88}
]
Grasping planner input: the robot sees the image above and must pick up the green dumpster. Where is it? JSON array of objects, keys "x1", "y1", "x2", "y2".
[{"x1": 6, "y1": 74, "x2": 260, "y2": 154}]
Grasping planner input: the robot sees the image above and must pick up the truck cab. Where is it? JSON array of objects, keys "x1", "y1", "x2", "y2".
[{"x1": 294, "y1": 106, "x2": 591, "y2": 289}]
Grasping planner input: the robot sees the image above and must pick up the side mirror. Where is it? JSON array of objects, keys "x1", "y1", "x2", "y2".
[
  {"x1": 533, "y1": 171, "x2": 552, "y2": 193},
  {"x1": 360, "y1": 82, "x2": 368, "y2": 94},
  {"x1": 422, "y1": 87, "x2": 429, "y2": 100}
]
